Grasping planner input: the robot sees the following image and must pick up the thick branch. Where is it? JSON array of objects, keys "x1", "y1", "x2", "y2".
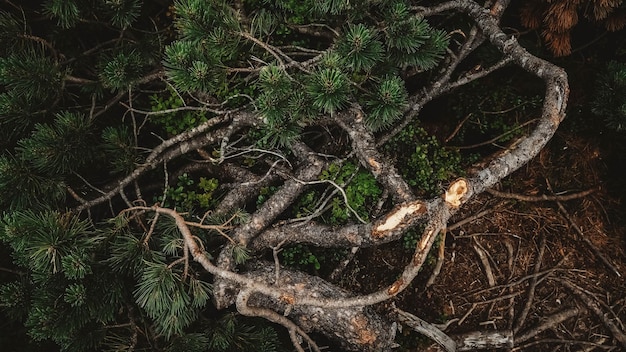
[
  {"x1": 241, "y1": 262, "x2": 397, "y2": 352},
  {"x1": 336, "y1": 108, "x2": 415, "y2": 203},
  {"x1": 249, "y1": 199, "x2": 428, "y2": 251}
]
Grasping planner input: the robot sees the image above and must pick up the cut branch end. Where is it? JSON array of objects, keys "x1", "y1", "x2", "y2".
[{"x1": 445, "y1": 178, "x2": 469, "y2": 207}]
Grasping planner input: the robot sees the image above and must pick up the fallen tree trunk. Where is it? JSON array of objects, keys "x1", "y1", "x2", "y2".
[{"x1": 241, "y1": 261, "x2": 397, "y2": 352}]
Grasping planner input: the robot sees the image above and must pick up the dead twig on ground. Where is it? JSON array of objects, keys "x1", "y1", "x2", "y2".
[
  {"x1": 426, "y1": 229, "x2": 447, "y2": 288},
  {"x1": 545, "y1": 180, "x2": 621, "y2": 277},
  {"x1": 472, "y1": 237, "x2": 496, "y2": 287},
  {"x1": 514, "y1": 233, "x2": 547, "y2": 334},
  {"x1": 560, "y1": 280, "x2": 626, "y2": 349},
  {"x1": 511, "y1": 338, "x2": 615, "y2": 351},
  {"x1": 487, "y1": 186, "x2": 599, "y2": 202},
  {"x1": 448, "y1": 205, "x2": 503, "y2": 231},
  {"x1": 393, "y1": 305, "x2": 456, "y2": 352},
  {"x1": 515, "y1": 306, "x2": 581, "y2": 343}
]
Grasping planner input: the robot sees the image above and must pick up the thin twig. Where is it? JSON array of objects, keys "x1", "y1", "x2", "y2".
[
  {"x1": 445, "y1": 113, "x2": 473, "y2": 143},
  {"x1": 516, "y1": 306, "x2": 581, "y2": 343},
  {"x1": 511, "y1": 338, "x2": 614, "y2": 351},
  {"x1": 288, "y1": 177, "x2": 368, "y2": 224},
  {"x1": 560, "y1": 280, "x2": 626, "y2": 349},
  {"x1": 487, "y1": 186, "x2": 599, "y2": 202},
  {"x1": 426, "y1": 229, "x2": 447, "y2": 288},
  {"x1": 271, "y1": 239, "x2": 287, "y2": 284},
  {"x1": 448, "y1": 205, "x2": 502, "y2": 231},
  {"x1": 452, "y1": 119, "x2": 537, "y2": 150},
  {"x1": 73, "y1": 172, "x2": 107, "y2": 195},
  {"x1": 473, "y1": 237, "x2": 496, "y2": 287},
  {"x1": 545, "y1": 180, "x2": 621, "y2": 277},
  {"x1": 514, "y1": 233, "x2": 546, "y2": 334}
]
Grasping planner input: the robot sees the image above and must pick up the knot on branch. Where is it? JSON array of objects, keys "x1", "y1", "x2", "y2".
[
  {"x1": 351, "y1": 314, "x2": 379, "y2": 346},
  {"x1": 387, "y1": 278, "x2": 405, "y2": 296}
]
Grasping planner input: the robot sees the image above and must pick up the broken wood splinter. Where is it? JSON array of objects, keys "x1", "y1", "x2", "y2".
[{"x1": 372, "y1": 201, "x2": 426, "y2": 238}]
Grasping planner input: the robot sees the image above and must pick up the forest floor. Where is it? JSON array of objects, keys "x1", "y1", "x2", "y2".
[{"x1": 336, "y1": 126, "x2": 626, "y2": 351}]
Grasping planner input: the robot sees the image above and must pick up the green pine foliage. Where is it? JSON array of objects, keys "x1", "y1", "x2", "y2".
[
  {"x1": 0, "y1": 49, "x2": 61, "y2": 104},
  {"x1": 106, "y1": 232, "x2": 165, "y2": 276},
  {"x1": 133, "y1": 261, "x2": 208, "y2": 338},
  {"x1": 366, "y1": 75, "x2": 409, "y2": 131},
  {"x1": 0, "y1": 155, "x2": 67, "y2": 210},
  {"x1": 17, "y1": 112, "x2": 95, "y2": 175},
  {"x1": 383, "y1": 2, "x2": 449, "y2": 69},
  {"x1": 307, "y1": 68, "x2": 352, "y2": 114},
  {"x1": 337, "y1": 23, "x2": 384, "y2": 72},
  {"x1": 43, "y1": 0, "x2": 81, "y2": 29},
  {"x1": 0, "y1": 48, "x2": 62, "y2": 136},
  {"x1": 101, "y1": 125, "x2": 139, "y2": 174},
  {"x1": 99, "y1": 49, "x2": 147, "y2": 90},
  {"x1": 0, "y1": 0, "x2": 451, "y2": 350},
  {"x1": 43, "y1": 0, "x2": 143, "y2": 29},
  {"x1": 0, "y1": 12, "x2": 22, "y2": 49},
  {"x1": 0, "y1": 211, "x2": 99, "y2": 277},
  {"x1": 0, "y1": 211, "x2": 126, "y2": 350},
  {"x1": 592, "y1": 61, "x2": 626, "y2": 131},
  {"x1": 165, "y1": 0, "x2": 448, "y2": 136},
  {"x1": 203, "y1": 313, "x2": 283, "y2": 352},
  {"x1": 256, "y1": 66, "x2": 309, "y2": 147},
  {"x1": 105, "y1": 0, "x2": 142, "y2": 29}
]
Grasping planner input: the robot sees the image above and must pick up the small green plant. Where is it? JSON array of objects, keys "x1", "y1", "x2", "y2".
[
  {"x1": 157, "y1": 173, "x2": 219, "y2": 210},
  {"x1": 402, "y1": 230, "x2": 420, "y2": 250},
  {"x1": 280, "y1": 244, "x2": 347, "y2": 273},
  {"x1": 281, "y1": 244, "x2": 321, "y2": 271},
  {"x1": 387, "y1": 124, "x2": 463, "y2": 197},
  {"x1": 292, "y1": 162, "x2": 381, "y2": 224},
  {"x1": 149, "y1": 87, "x2": 208, "y2": 136},
  {"x1": 319, "y1": 162, "x2": 382, "y2": 223}
]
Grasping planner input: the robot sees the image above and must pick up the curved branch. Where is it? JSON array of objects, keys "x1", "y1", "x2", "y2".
[{"x1": 74, "y1": 112, "x2": 254, "y2": 212}]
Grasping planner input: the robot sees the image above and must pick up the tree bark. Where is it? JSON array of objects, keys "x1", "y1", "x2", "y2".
[{"x1": 242, "y1": 261, "x2": 397, "y2": 352}]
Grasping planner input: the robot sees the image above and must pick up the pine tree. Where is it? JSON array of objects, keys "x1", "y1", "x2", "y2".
[{"x1": 0, "y1": 0, "x2": 581, "y2": 351}]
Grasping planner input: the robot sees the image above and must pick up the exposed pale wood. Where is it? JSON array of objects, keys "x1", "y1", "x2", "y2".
[{"x1": 453, "y1": 330, "x2": 514, "y2": 351}]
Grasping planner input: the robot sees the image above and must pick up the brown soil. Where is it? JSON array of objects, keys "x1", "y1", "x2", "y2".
[{"x1": 343, "y1": 130, "x2": 626, "y2": 351}]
